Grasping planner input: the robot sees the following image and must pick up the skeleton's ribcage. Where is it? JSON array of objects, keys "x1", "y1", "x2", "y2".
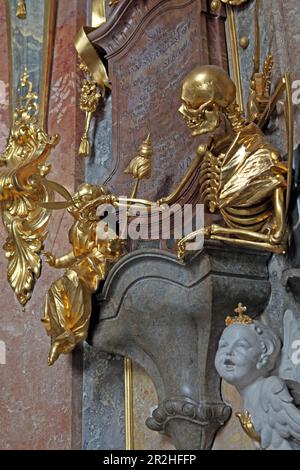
[
  {"x1": 199, "y1": 152, "x2": 273, "y2": 233},
  {"x1": 220, "y1": 200, "x2": 273, "y2": 232}
]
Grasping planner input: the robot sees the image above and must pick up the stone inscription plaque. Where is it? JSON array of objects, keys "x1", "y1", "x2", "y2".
[{"x1": 90, "y1": 0, "x2": 228, "y2": 202}]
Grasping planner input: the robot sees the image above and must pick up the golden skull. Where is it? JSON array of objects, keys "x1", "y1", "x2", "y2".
[{"x1": 179, "y1": 65, "x2": 237, "y2": 136}]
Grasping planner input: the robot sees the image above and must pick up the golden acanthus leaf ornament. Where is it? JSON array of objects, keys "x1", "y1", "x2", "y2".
[{"x1": 0, "y1": 69, "x2": 59, "y2": 305}]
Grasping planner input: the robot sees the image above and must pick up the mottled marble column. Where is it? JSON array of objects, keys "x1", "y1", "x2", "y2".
[
  {"x1": 0, "y1": 2, "x2": 10, "y2": 153},
  {"x1": 0, "y1": 0, "x2": 86, "y2": 450}
]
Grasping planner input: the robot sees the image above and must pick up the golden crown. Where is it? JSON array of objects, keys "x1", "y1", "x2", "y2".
[{"x1": 225, "y1": 303, "x2": 254, "y2": 326}]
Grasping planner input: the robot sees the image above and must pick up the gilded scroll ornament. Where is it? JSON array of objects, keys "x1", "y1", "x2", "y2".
[
  {"x1": 0, "y1": 69, "x2": 59, "y2": 305},
  {"x1": 16, "y1": 0, "x2": 27, "y2": 19},
  {"x1": 75, "y1": 1, "x2": 111, "y2": 157}
]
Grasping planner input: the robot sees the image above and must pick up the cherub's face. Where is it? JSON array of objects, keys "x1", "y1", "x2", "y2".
[{"x1": 215, "y1": 324, "x2": 263, "y2": 389}]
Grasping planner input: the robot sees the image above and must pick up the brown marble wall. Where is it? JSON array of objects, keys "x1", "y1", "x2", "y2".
[
  {"x1": 132, "y1": 363, "x2": 174, "y2": 450},
  {"x1": 0, "y1": 0, "x2": 86, "y2": 450},
  {"x1": 0, "y1": 2, "x2": 9, "y2": 153},
  {"x1": 90, "y1": 0, "x2": 228, "y2": 202},
  {"x1": 212, "y1": 382, "x2": 253, "y2": 450}
]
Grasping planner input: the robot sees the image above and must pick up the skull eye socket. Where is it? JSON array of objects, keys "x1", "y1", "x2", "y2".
[
  {"x1": 182, "y1": 99, "x2": 200, "y2": 111},
  {"x1": 204, "y1": 103, "x2": 217, "y2": 113}
]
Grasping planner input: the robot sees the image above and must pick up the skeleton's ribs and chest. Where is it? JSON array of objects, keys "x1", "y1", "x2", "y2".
[{"x1": 198, "y1": 124, "x2": 286, "y2": 234}]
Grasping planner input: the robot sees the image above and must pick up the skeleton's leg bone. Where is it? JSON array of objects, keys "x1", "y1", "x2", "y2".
[
  {"x1": 270, "y1": 188, "x2": 285, "y2": 243},
  {"x1": 210, "y1": 235, "x2": 286, "y2": 254},
  {"x1": 210, "y1": 224, "x2": 270, "y2": 242}
]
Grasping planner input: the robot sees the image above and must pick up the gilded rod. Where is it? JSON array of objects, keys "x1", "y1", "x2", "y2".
[
  {"x1": 124, "y1": 358, "x2": 134, "y2": 450},
  {"x1": 285, "y1": 73, "x2": 294, "y2": 217},
  {"x1": 227, "y1": 5, "x2": 244, "y2": 113},
  {"x1": 40, "y1": 0, "x2": 57, "y2": 129},
  {"x1": 4, "y1": 0, "x2": 13, "y2": 126},
  {"x1": 92, "y1": 0, "x2": 106, "y2": 27}
]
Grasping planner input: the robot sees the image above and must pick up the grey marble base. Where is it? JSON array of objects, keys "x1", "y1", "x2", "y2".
[{"x1": 90, "y1": 242, "x2": 271, "y2": 450}]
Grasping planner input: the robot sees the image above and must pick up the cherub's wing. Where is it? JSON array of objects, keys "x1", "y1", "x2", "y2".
[
  {"x1": 279, "y1": 310, "x2": 300, "y2": 383},
  {"x1": 259, "y1": 377, "x2": 300, "y2": 450}
]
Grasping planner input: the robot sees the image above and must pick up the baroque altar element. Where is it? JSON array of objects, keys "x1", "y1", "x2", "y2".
[
  {"x1": 0, "y1": 0, "x2": 298, "y2": 451},
  {"x1": 90, "y1": 243, "x2": 271, "y2": 449}
]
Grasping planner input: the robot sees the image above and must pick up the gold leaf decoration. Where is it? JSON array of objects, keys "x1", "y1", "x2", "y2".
[{"x1": 0, "y1": 69, "x2": 59, "y2": 305}]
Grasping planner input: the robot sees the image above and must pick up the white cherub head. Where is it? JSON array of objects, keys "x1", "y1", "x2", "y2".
[{"x1": 215, "y1": 304, "x2": 281, "y2": 391}]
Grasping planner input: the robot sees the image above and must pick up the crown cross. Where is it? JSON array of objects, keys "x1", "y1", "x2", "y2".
[
  {"x1": 235, "y1": 303, "x2": 247, "y2": 316},
  {"x1": 225, "y1": 303, "x2": 254, "y2": 326}
]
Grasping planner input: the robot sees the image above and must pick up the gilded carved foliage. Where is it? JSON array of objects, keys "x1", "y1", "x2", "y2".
[{"x1": 0, "y1": 70, "x2": 58, "y2": 305}]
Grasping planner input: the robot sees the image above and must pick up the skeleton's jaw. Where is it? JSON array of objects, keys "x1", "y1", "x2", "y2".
[
  {"x1": 179, "y1": 104, "x2": 221, "y2": 137},
  {"x1": 188, "y1": 115, "x2": 221, "y2": 137}
]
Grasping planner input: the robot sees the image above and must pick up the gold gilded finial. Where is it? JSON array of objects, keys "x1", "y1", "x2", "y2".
[
  {"x1": 225, "y1": 303, "x2": 254, "y2": 326},
  {"x1": 16, "y1": 0, "x2": 27, "y2": 19},
  {"x1": 14, "y1": 67, "x2": 39, "y2": 125},
  {"x1": 125, "y1": 134, "x2": 153, "y2": 198},
  {"x1": 78, "y1": 60, "x2": 103, "y2": 157},
  {"x1": 136, "y1": 133, "x2": 153, "y2": 167},
  {"x1": 211, "y1": 0, "x2": 221, "y2": 11}
]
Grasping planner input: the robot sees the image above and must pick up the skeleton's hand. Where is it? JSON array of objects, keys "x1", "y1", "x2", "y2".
[
  {"x1": 177, "y1": 227, "x2": 211, "y2": 260},
  {"x1": 157, "y1": 195, "x2": 173, "y2": 206},
  {"x1": 177, "y1": 240, "x2": 186, "y2": 261},
  {"x1": 125, "y1": 156, "x2": 151, "y2": 180},
  {"x1": 43, "y1": 251, "x2": 57, "y2": 267}
]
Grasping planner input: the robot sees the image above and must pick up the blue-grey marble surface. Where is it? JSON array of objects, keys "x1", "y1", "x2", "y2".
[
  {"x1": 9, "y1": 0, "x2": 46, "y2": 114},
  {"x1": 83, "y1": 344, "x2": 125, "y2": 450},
  {"x1": 83, "y1": 77, "x2": 125, "y2": 451}
]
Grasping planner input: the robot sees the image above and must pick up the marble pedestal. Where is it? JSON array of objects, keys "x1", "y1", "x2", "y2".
[{"x1": 89, "y1": 242, "x2": 271, "y2": 450}]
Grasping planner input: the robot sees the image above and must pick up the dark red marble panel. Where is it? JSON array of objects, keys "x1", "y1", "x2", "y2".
[{"x1": 90, "y1": 0, "x2": 228, "y2": 203}]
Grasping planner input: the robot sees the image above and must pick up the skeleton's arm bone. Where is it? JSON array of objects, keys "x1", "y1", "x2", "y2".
[{"x1": 157, "y1": 153, "x2": 202, "y2": 205}]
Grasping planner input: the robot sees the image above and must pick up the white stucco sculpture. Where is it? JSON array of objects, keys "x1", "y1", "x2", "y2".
[{"x1": 215, "y1": 304, "x2": 300, "y2": 450}]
